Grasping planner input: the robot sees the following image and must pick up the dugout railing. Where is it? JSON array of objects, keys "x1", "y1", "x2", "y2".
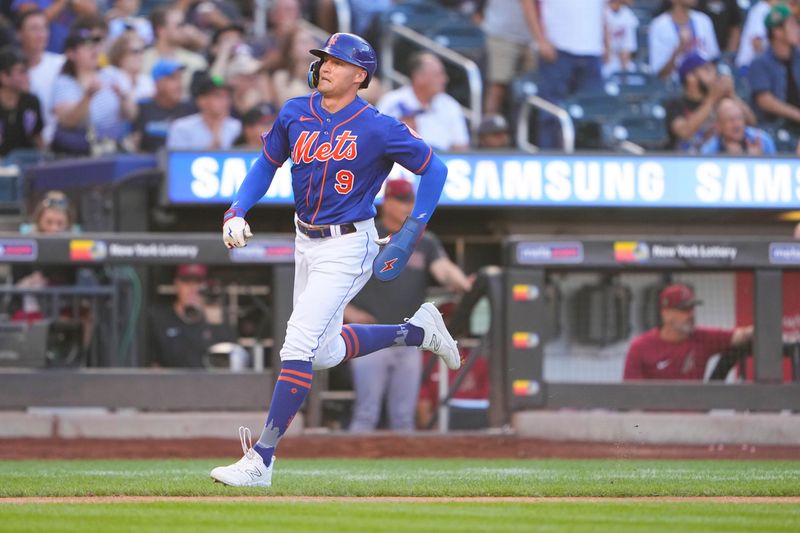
[{"x1": 492, "y1": 237, "x2": 800, "y2": 426}]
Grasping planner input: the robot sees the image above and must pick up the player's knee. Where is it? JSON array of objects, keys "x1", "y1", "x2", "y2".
[
  {"x1": 311, "y1": 350, "x2": 344, "y2": 371},
  {"x1": 310, "y1": 336, "x2": 347, "y2": 370}
]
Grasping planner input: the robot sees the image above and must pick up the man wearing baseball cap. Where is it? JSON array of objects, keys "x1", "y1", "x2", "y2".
[
  {"x1": 748, "y1": 2, "x2": 800, "y2": 126},
  {"x1": 131, "y1": 59, "x2": 195, "y2": 152},
  {"x1": 148, "y1": 264, "x2": 239, "y2": 368},
  {"x1": 664, "y1": 51, "x2": 756, "y2": 152},
  {"x1": 166, "y1": 71, "x2": 241, "y2": 149},
  {"x1": 345, "y1": 178, "x2": 472, "y2": 432},
  {"x1": 624, "y1": 283, "x2": 753, "y2": 380}
]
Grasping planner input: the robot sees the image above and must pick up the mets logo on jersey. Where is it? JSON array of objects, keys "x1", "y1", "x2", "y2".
[{"x1": 292, "y1": 130, "x2": 358, "y2": 163}]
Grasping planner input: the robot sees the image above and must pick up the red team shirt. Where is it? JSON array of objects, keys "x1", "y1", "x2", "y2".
[{"x1": 623, "y1": 327, "x2": 734, "y2": 380}]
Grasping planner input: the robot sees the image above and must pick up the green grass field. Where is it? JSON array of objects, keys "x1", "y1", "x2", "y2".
[{"x1": 1, "y1": 458, "x2": 799, "y2": 532}]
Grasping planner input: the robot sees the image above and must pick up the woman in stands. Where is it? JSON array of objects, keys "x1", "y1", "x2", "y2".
[{"x1": 51, "y1": 27, "x2": 137, "y2": 155}]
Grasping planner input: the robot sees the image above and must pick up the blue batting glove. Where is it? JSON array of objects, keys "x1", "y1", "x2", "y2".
[{"x1": 372, "y1": 216, "x2": 425, "y2": 281}]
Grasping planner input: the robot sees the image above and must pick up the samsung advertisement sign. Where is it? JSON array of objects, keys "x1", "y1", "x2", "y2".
[{"x1": 166, "y1": 151, "x2": 800, "y2": 208}]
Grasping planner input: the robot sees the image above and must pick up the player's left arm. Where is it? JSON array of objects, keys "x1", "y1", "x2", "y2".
[{"x1": 373, "y1": 154, "x2": 448, "y2": 281}]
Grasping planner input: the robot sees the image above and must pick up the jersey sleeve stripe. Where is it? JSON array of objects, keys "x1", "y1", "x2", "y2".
[
  {"x1": 310, "y1": 104, "x2": 370, "y2": 224},
  {"x1": 414, "y1": 146, "x2": 433, "y2": 174},
  {"x1": 262, "y1": 145, "x2": 282, "y2": 166},
  {"x1": 278, "y1": 375, "x2": 312, "y2": 389}
]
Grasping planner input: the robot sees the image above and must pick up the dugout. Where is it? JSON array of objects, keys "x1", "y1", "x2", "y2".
[{"x1": 487, "y1": 237, "x2": 800, "y2": 427}]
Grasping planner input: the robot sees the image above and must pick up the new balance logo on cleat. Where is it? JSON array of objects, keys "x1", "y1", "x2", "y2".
[
  {"x1": 407, "y1": 303, "x2": 461, "y2": 370},
  {"x1": 431, "y1": 334, "x2": 441, "y2": 352},
  {"x1": 246, "y1": 469, "x2": 262, "y2": 480}
]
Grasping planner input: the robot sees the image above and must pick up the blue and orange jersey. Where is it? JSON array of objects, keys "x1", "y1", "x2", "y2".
[{"x1": 260, "y1": 92, "x2": 434, "y2": 225}]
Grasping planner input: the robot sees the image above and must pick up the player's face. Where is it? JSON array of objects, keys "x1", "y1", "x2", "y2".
[
  {"x1": 381, "y1": 197, "x2": 414, "y2": 229},
  {"x1": 317, "y1": 56, "x2": 366, "y2": 96},
  {"x1": 175, "y1": 277, "x2": 205, "y2": 309},
  {"x1": 662, "y1": 307, "x2": 695, "y2": 337}
]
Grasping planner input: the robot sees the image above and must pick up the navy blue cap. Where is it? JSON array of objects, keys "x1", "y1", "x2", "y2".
[{"x1": 678, "y1": 52, "x2": 711, "y2": 83}]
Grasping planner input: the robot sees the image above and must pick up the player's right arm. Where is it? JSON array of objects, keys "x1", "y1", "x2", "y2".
[{"x1": 223, "y1": 109, "x2": 291, "y2": 248}]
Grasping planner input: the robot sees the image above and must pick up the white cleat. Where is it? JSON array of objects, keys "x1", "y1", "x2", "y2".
[
  {"x1": 408, "y1": 302, "x2": 461, "y2": 370},
  {"x1": 210, "y1": 426, "x2": 273, "y2": 487}
]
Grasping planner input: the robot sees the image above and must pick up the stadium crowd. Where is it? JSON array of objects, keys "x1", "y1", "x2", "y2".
[{"x1": 0, "y1": 0, "x2": 798, "y2": 158}]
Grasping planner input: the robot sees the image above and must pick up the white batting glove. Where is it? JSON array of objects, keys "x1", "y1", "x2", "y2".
[{"x1": 223, "y1": 208, "x2": 253, "y2": 248}]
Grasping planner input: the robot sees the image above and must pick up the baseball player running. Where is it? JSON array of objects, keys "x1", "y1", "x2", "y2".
[{"x1": 212, "y1": 33, "x2": 460, "y2": 487}]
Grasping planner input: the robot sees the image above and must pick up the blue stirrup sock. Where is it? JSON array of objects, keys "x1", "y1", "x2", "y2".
[
  {"x1": 254, "y1": 359, "x2": 312, "y2": 466},
  {"x1": 340, "y1": 323, "x2": 424, "y2": 360}
]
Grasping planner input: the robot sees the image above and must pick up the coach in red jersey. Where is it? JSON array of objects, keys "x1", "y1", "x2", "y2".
[{"x1": 623, "y1": 283, "x2": 753, "y2": 380}]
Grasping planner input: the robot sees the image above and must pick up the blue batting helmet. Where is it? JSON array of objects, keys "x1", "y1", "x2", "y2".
[{"x1": 307, "y1": 33, "x2": 377, "y2": 89}]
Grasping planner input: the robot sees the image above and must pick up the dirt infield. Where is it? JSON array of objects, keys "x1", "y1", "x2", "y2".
[
  {"x1": 2, "y1": 496, "x2": 800, "y2": 504},
  {"x1": 2, "y1": 434, "x2": 800, "y2": 460}
]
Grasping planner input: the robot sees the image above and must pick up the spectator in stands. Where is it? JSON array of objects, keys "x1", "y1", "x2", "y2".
[
  {"x1": 649, "y1": 0, "x2": 720, "y2": 81},
  {"x1": 143, "y1": 5, "x2": 208, "y2": 99},
  {"x1": 523, "y1": 0, "x2": 605, "y2": 149},
  {"x1": 349, "y1": 0, "x2": 390, "y2": 39},
  {"x1": 736, "y1": 0, "x2": 777, "y2": 73},
  {"x1": 0, "y1": 45, "x2": 44, "y2": 156},
  {"x1": 748, "y1": 3, "x2": 800, "y2": 129},
  {"x1": 603, "y1": 0, "x2": 640, "y2": 78},
  {"x1": 253, "y1": 0, "x2": 301, "y2": 73},
  {"x1": 697, "y1": 0, "x2": 743, "y2": 57},
  {"x1": 13, "y1": 191, "x2": 77, "y2": 320},
  {"x1": 272, "y1": 27, "x2": 318, "y2": 106},
  {"x1": 346, "y1": 179, "x2": 472, "y2": 432},
  {"x1": 377, "y1": 52, "x2": 470, "y2": 151},
  {"x1": 148, "y1": 263, "x2": 242, "y2": 368},
  {"x1": 233, "y1": 102, "x2": 276, "y2": 149},
  {"x1": 701, "y1": 96, "x2": 777, "y2": 154},
  {"x1": 11, "y1": 0, "x2": 100, "y2": 53},
  {"x1": 476, "y1": 113, "x2": 511, "y2": 149},
  {"x1": 166, "y1": 71, "x2": 241, "y2": 149},
  {"x1": 624, "y1": 283, "x2": 753, "y2": 380},
  {"x1": 480, "y1": 0, "x2": 535, "y2": 115},
  {"x1": 106, "y1": 0, "x2": 153, "y2": 45},
  {"x1": 0, "y1": 12, "x2": 16, "y2": 48},
  {"x1": 207, "y1": 22, "x2": 247, "y2": 80},
  {"x1": 103, "y1": 32, "x2": 155, "y2": 102},
  {"x1": 665, "y1": 51, "x2": 755, "y2": 152},
  {"x1": 16, "y1": 9, "x2": 64, "y2": 147},
  {"x1": 181, "y1": 0, "x2": 243, "y2": 35},
  {"x1": 225, "y1": 52, "x2": 273, "y2": 120},
  {"x1": 51, "y1": 27, "x2": 137, "y2": 155},
  {"x1": 130, "y1": 59, "x2": 195, "y2": 152}
]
